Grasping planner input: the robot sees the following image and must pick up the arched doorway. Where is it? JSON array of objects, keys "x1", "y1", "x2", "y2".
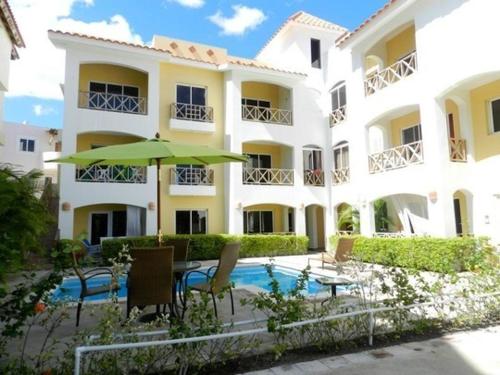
[{"x1": 305, "y1": 204, "x2": 325, "y2": 250}]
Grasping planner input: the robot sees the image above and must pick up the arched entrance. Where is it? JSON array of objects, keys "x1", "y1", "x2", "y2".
[{"x1": 305, "y1": 204, "x2": 325, "y2": 250}]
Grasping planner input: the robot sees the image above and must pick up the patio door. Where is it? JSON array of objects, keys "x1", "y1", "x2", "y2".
[
  {"x1": 453, "y1": 198, "x2": 463, "y2": 236},
  {"x1": 90, "y1": 213, "x2": 109, "y2": 245}
]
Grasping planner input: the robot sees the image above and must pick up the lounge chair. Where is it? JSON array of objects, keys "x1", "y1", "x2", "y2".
[
  {"x1": 308, "y1": 237, "x2": 355, "y2": 269},
  {"x1": 72, "y1": 251, "x2": 120, "y2": 327},
  {"x1": 164, "y1": 238, "x2": 190, "y2": 262},
  {"x1": 81, "y1": 239, "x2": 101, "y2": 256},
  {"x1": 127, "y1": 247, "x2": 174, "y2": 319},
  {"x1": 184, "y1": 242, "x2": 240, "y2": 318}
]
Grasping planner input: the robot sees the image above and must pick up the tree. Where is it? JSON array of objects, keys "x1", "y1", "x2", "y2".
[
  {"x1": 374, "y1": 199, "x2": 393, "y2": 232},
  {"x1": 336, "y1": 204, "x2": 360, "y2": 234}
]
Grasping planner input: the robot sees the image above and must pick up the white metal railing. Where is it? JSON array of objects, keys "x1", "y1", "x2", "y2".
[
  {"x1": 364, "y1": 51, "x2": 417, "y2": 96},
  {"x1": 304, "y1": 169, "x2": 325, "y2": 186},
  {"x1": 332, "y1": 168, "x2": 350, "y2": 185},
  {"x1": 449, "y1": 138, "x2": 467, "y2": 162},
  {"x1": 76, "y1": 165, "x2": 147, "y2": 184},
  {"x1": 374, "y1": 232, "x2": 407, "y2": 238},
  {"x1": 170, "y1": 167, "x2": 214, "y2": 186},
  {"x1": 170, "y1": 103, "x2": 214, "y2": 123},
  {"x1": 73, "y1": 291, "x2": 500, "y2": 375},
  {"x1": 79, "y1": 91, "x2": 147, "y2": 114},
  {"x1": 368, "y1": 140, "x2": 424, "y2": 174},
  {"x1": 243, "y1": 168, "x2": 294, "y2": 186},
  {"x1": 330, "y1": 105, "x2": 347, "y2": 127},
  {"x1": 242, "y1": 105, "x2": 292, "y2": 126}
]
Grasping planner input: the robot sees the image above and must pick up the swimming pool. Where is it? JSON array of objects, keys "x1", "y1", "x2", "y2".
[{"x1": 51, "y1": 265, "x2": 336, "y2": 302}]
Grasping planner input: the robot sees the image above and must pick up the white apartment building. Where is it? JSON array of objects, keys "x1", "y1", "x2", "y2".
[
  {"x1": 1, "y1": 122, "x2": 62, "y2": 182},
  {"x1": 51, "y1": 0, "x2": 500, "y2": 247}
]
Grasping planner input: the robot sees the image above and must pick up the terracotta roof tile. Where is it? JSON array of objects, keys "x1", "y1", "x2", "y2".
[{"x1": 0, "y1": 0, "x2": 24, "y2": 59}]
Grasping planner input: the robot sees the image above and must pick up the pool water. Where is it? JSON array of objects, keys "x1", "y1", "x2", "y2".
[{"x1": 51, "y1": 265, "x2": 334, "y2": 302}]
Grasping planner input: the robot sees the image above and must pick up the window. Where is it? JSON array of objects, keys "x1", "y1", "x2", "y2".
[
  {"x1": 245, "y1": 154, "x2": 271, "y2": 169},
  {"x1": 176, "y1": 210, "x2": 207, "y2": 234},
  {"x1": 242, "y1": 98, "x2": 271, "y2": 121},
  {"x1": 244, "y1": 211, "x2": 273, "y2": 234},
  {"x1": 490, "y1": 99, "x2": 500, "y2": 133},
  {"x1": 176, "y1": 85, "x2": 206, "y2": 106},
  {"x1": 303, "y1": 148, "x2": 322, "y2": 170},
  {"x1": 19, "y1": 138, "x2": 35, "y2": 152},
  {"x1": 447, "y1": 113, "x2": 455, "y2": 138},
  {"x1": 331, "y1": 82, "x2": 346, "y2": 112},
  {"x1": 310, "y1": 38, "x2": 321, "y2": 68},
  {"x1": 333, "y1": 142, "x2": 349, "y2": 170},
  {"x1": 401, "y1": 124, "x2": 422, "y2": 145},
  {"x1": 89, "y1": 81, "x2": 139, "y2": 112}
]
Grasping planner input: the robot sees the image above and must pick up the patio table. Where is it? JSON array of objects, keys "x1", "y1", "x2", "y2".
[{"x1": 315, "y1": 276, "x2": 353, "y2": 305}]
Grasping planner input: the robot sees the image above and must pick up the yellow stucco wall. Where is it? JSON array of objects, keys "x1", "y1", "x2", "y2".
[
  {"x1": 470, "y1": 80, "x2": 500, "y2": 161},
  {"x1": 445, "y1": 99, "x2": 462, "y2": 138},
  {"x1": 243, "y1": 204, "x2": 286, "y2": 232},
  {"x1": 242, "y1": 143, "x2": 283, "y2": 168},
  {"x1": 76, "y1": 133, "x2": 142, "y2": 152},
  {"x1": 79, "y1": 64, "x2": 148, "y2": 97},
  {"x1": 390, "y1": 111, "x2": 421, "y2": 146},
  {"x1": 453, "y1": 191, "x2": 469, "y2": 235},
  {"x1": 159, "y1": 63, "x2": 225, "y2": 234},
  {"x1": 241, "y1": 82, "x2": 280, "y2": 108},
  {"x1": 73, "y1": 204, "x2": 126, "y2": 238},
  {"x1": 386, "y1": 25, "x2": 416, "y2": 66}
]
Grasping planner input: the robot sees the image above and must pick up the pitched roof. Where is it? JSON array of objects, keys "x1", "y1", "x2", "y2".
[
  {"x1": 49, "y1": 30, "x2": 306, "y2": 76},
  {"x1": 257, "y1": 11, "x2": 347, "y2": 57},
  {"x1": 336, "y1": 0, "x2": 401, "y2": 46},
  {"x1": 0, "y1": 0, "x2": 24, "y2": 59}
]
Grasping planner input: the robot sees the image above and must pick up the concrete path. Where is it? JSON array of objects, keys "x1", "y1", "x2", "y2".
[{"x1": 241, "y1": 325, "x2": 500, "y2": 375}]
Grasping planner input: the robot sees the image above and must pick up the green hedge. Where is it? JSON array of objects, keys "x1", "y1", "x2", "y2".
[
  {"x1": 102, "y1": 234, "x2": 309, "y2": 263},
  {"x1": 330, "y1": 235, "x2": 491, "y2": 273}
]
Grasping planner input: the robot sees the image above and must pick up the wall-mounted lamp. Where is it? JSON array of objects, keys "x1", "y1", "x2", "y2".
[
  {"x1": 300, "y1": 203, "x2": 305, "y2": 210},
  {"x1": 237, "y1": 202, "x2": 243, "y2": 210},
  {"x1": 485, "y1": 215, "x2": 490, "y2": 225},
  {"x1": 148, "y1": 202, "x2": 156, "y2": 211},
  {"x1": 61, "y1": 202, "x2": 71, "y2": 211},
  {"x1": 428, "y1": 191, "x2": 438, "y2": 204}
]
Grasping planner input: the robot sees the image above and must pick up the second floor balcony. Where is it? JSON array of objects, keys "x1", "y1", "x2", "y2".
[
  {"x1": 449, "y1": 138, "x2": 467, "y2": 162},
  {"x1": 79, "y1": 91, "x2": 147, "y2": 114},
  {"x1": 242, "y1": 105, "x2": 292, "y2": 126},
  {"x1": 368, "y1": 140, "x2": 423, "y2": 174},
  {"x1": 243, "y1": 167, "x2": 294, "y2": 186},
  {"x1": 170, "y1": 103, "x2": 214, "y2": 123},
  {"x1": 332, "y1": 168, "x2": 350, "y2": 185},
  {"x1": 169, "y1": 166, "x2": 215, "y2": 196},
  {"x1": 330, "y1": 105, "x2": 347, "y2": 127},
  {"x1": 76, "y1": 165, "x2": 147, "y2": 183},
  {"x1": 304, "y1": 169, "x2": 325, "y2": 186}
]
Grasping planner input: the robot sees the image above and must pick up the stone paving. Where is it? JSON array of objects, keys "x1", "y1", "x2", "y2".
[{"x1": 241, "y1": 325, "x2": 500, "y2": 375}]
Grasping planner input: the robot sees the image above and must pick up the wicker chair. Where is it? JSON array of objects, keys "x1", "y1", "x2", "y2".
[
  {"x1": 184, "y1": 242, "x2": 240, "y2": 318},
  {"x1": 164, "y1": 238, "x2": 190, "y2": 262},
  {"x1": 308, "y1": 238, "x2": 355, "y2": 269},
  {"x1": 127, "y1": 247, "x2": 174, "y2": 318}
]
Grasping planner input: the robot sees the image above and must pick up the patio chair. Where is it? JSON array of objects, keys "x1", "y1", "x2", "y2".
[
  {"x1": 72, "y1": 251, "x2": 120, "y2": 327},
  {"x1": 164, "y1": 238, "x2": 191, "y2": 262},
  {"x1": 81, "y1": 238, "x2": 101, "y2": 256},
  {"x1": 308, "y1": 237, "x2": 355, "y2": 269},
  {"x1": 126, "y1": 246, "x2": 174, "y2": 319},
  {"x1": 184, "y1": 242, "x2": 240, "y2": 318}
]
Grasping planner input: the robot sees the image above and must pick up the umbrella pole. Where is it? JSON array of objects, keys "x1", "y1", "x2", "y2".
[{"x1": 156, "y1": 158, "x2": 162, "y2": 245}]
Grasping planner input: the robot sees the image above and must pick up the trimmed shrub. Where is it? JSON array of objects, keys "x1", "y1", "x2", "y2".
[
  {"x1": 330, "y1": 235, "x2": 491, "y2": 273},
  {"x1": 101, "y1": 234, "x2": 309, "y2": 263}
]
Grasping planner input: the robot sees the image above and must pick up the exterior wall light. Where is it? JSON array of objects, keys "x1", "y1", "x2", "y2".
[
  {"x1": 428, "y1": 191, "x2": 438, "y2": 203},
  {"x1": 61, "y1": 202, "x2": 71, "y2": 211},
  {"x1": 148, "y1": 202, "x2": 156, "y2": 211}
]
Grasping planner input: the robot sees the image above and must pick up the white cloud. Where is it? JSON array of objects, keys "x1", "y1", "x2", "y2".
[
  {"x1": 7, "y1": 0, "x2": 144, "y2": 100},
  {"x1": 169, "y1": 0, "x2": 204, "y2": 8},
  {"x1": 33, "y1": 104, "x2": 56, "y2": 116},
  {"x1": 209, "y1": 5, "x2": 266, "y2": 36}
]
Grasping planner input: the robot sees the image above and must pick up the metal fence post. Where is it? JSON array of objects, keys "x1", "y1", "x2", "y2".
[{"x1": 368, "y1": 311, "x2": 374, "y2": 346}]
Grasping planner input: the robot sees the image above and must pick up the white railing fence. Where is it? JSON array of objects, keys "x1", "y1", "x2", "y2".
[
  {"x1": 304, "y1": 169, "x2": 325, "y2": 186},
  {"x1": 243, "y1": 168, "x2": 294, "y2": 186},
  {"x1": 170, "y1": 167, "x2": 214, "y2": 186},
  {"x1": 242, "y1": 105, "x2": 292, "y2": 126},
  {"x1": 449, "y1": 138, "x2": 467, "y2": 162},
  {"x1": 79, "y1": 91, "x2": 147, "y2": 114},
  {"x1": 170, "y1": 103, "x2": 214, "y2": 122},
  {"x1": 76, "y1": 165, "x2": 147, "y2": 184},
  {"x1": 368, "y1": 140, "x2": 424, "y2": 174},
  {"x1": 330, "y1": 105, "x2": 347, "y2": 127},
  {"x1": 73, "y1": 291, "x2": 500, "y2": 375},
  {"x1": 332, "y1": 168, "x2": 350, "y2": 185},
  {"x1": 364, "y1": 51, "x2": 417, "y2": 96}
]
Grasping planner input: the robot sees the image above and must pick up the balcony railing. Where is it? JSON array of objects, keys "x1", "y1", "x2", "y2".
[
  {"x1": 242, "y1": 105, "x2": 292, "y2": 126},
  {"x1": 330, "y1": 105, "x2": 347, "y2": 127},
  {"x1": 364, "y1": 51, "x2": 417, "y2": 96},
  {"x1": 76, "y1": 165, "x2": 147, "y2": 183},
  {"x1": 368, "y1": 140, "x2": 424, "y2": 174},
  {"x1": 449, "y1": 138, "x2": 467, "y2": 162},
  {"x1": 79, "y1": 91, "x2": 147, "y2": 114},
  {"x1": 170, "y1": 103, "x2": 214, "y2": 123},
  {"x1": 243, "y1": 168, "x2": 294, "y2": 186},
  {"x1": 304, "y1": 169, "x2": 325, "y2": 186},
  {"x1": 170, "y1": 167, "x2": 214, "y2": 186},
  {"x1": 332, "y1": 168, "x2": 350, "y2": 185}
]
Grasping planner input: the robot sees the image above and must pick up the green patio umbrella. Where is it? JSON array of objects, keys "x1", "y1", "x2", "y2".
[{"x1": 50, "y1": 133, "x2": 247, "y2": 235}]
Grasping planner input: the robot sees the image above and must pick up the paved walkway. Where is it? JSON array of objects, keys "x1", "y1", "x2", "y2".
[{"x1": 241, "y1": 326, "x2": 500, "y2": 375}]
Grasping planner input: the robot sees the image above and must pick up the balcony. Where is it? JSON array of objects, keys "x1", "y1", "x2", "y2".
[
  {"x1": 242, "y1": 105, "x2": 292, "y2": 126},
  {"x1": 449, "y1": 138, "x2": 467, "y2": 162},
  {"x1": 76, "y1": 165, "x2": 147, "y2": 183},
  {"x1": 330, "y1": 105, "x2": 347, "y2": 127},
  {"x1": 169, "y1": 167, "x2": 215, "y2": 196},
  {"x1": 364, "y1": 51, "x2": 417, "y2": 96},
  {"x1": 304, "y1": 169, "x2": 325, "y2": 186},
  {"x1": 169, "y1": 103, "x2": 215, "y2": 133},
  {"x1": 368, "y1": 140, "x2": 423, "y2": 174},
  {"x1": 332, "y1": 168, "x2": 350, "y2": 185},
  {"x1": 79, "y1": 91, "x2": 147, "y2": 114},
  {"x1": 243, "y1": 168, "x2": 294, "y2": 186}
]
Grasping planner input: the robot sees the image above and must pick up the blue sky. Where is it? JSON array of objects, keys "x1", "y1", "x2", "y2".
[{"x1": 5, "y1": 0, "x2": 387, "y2": 129}]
